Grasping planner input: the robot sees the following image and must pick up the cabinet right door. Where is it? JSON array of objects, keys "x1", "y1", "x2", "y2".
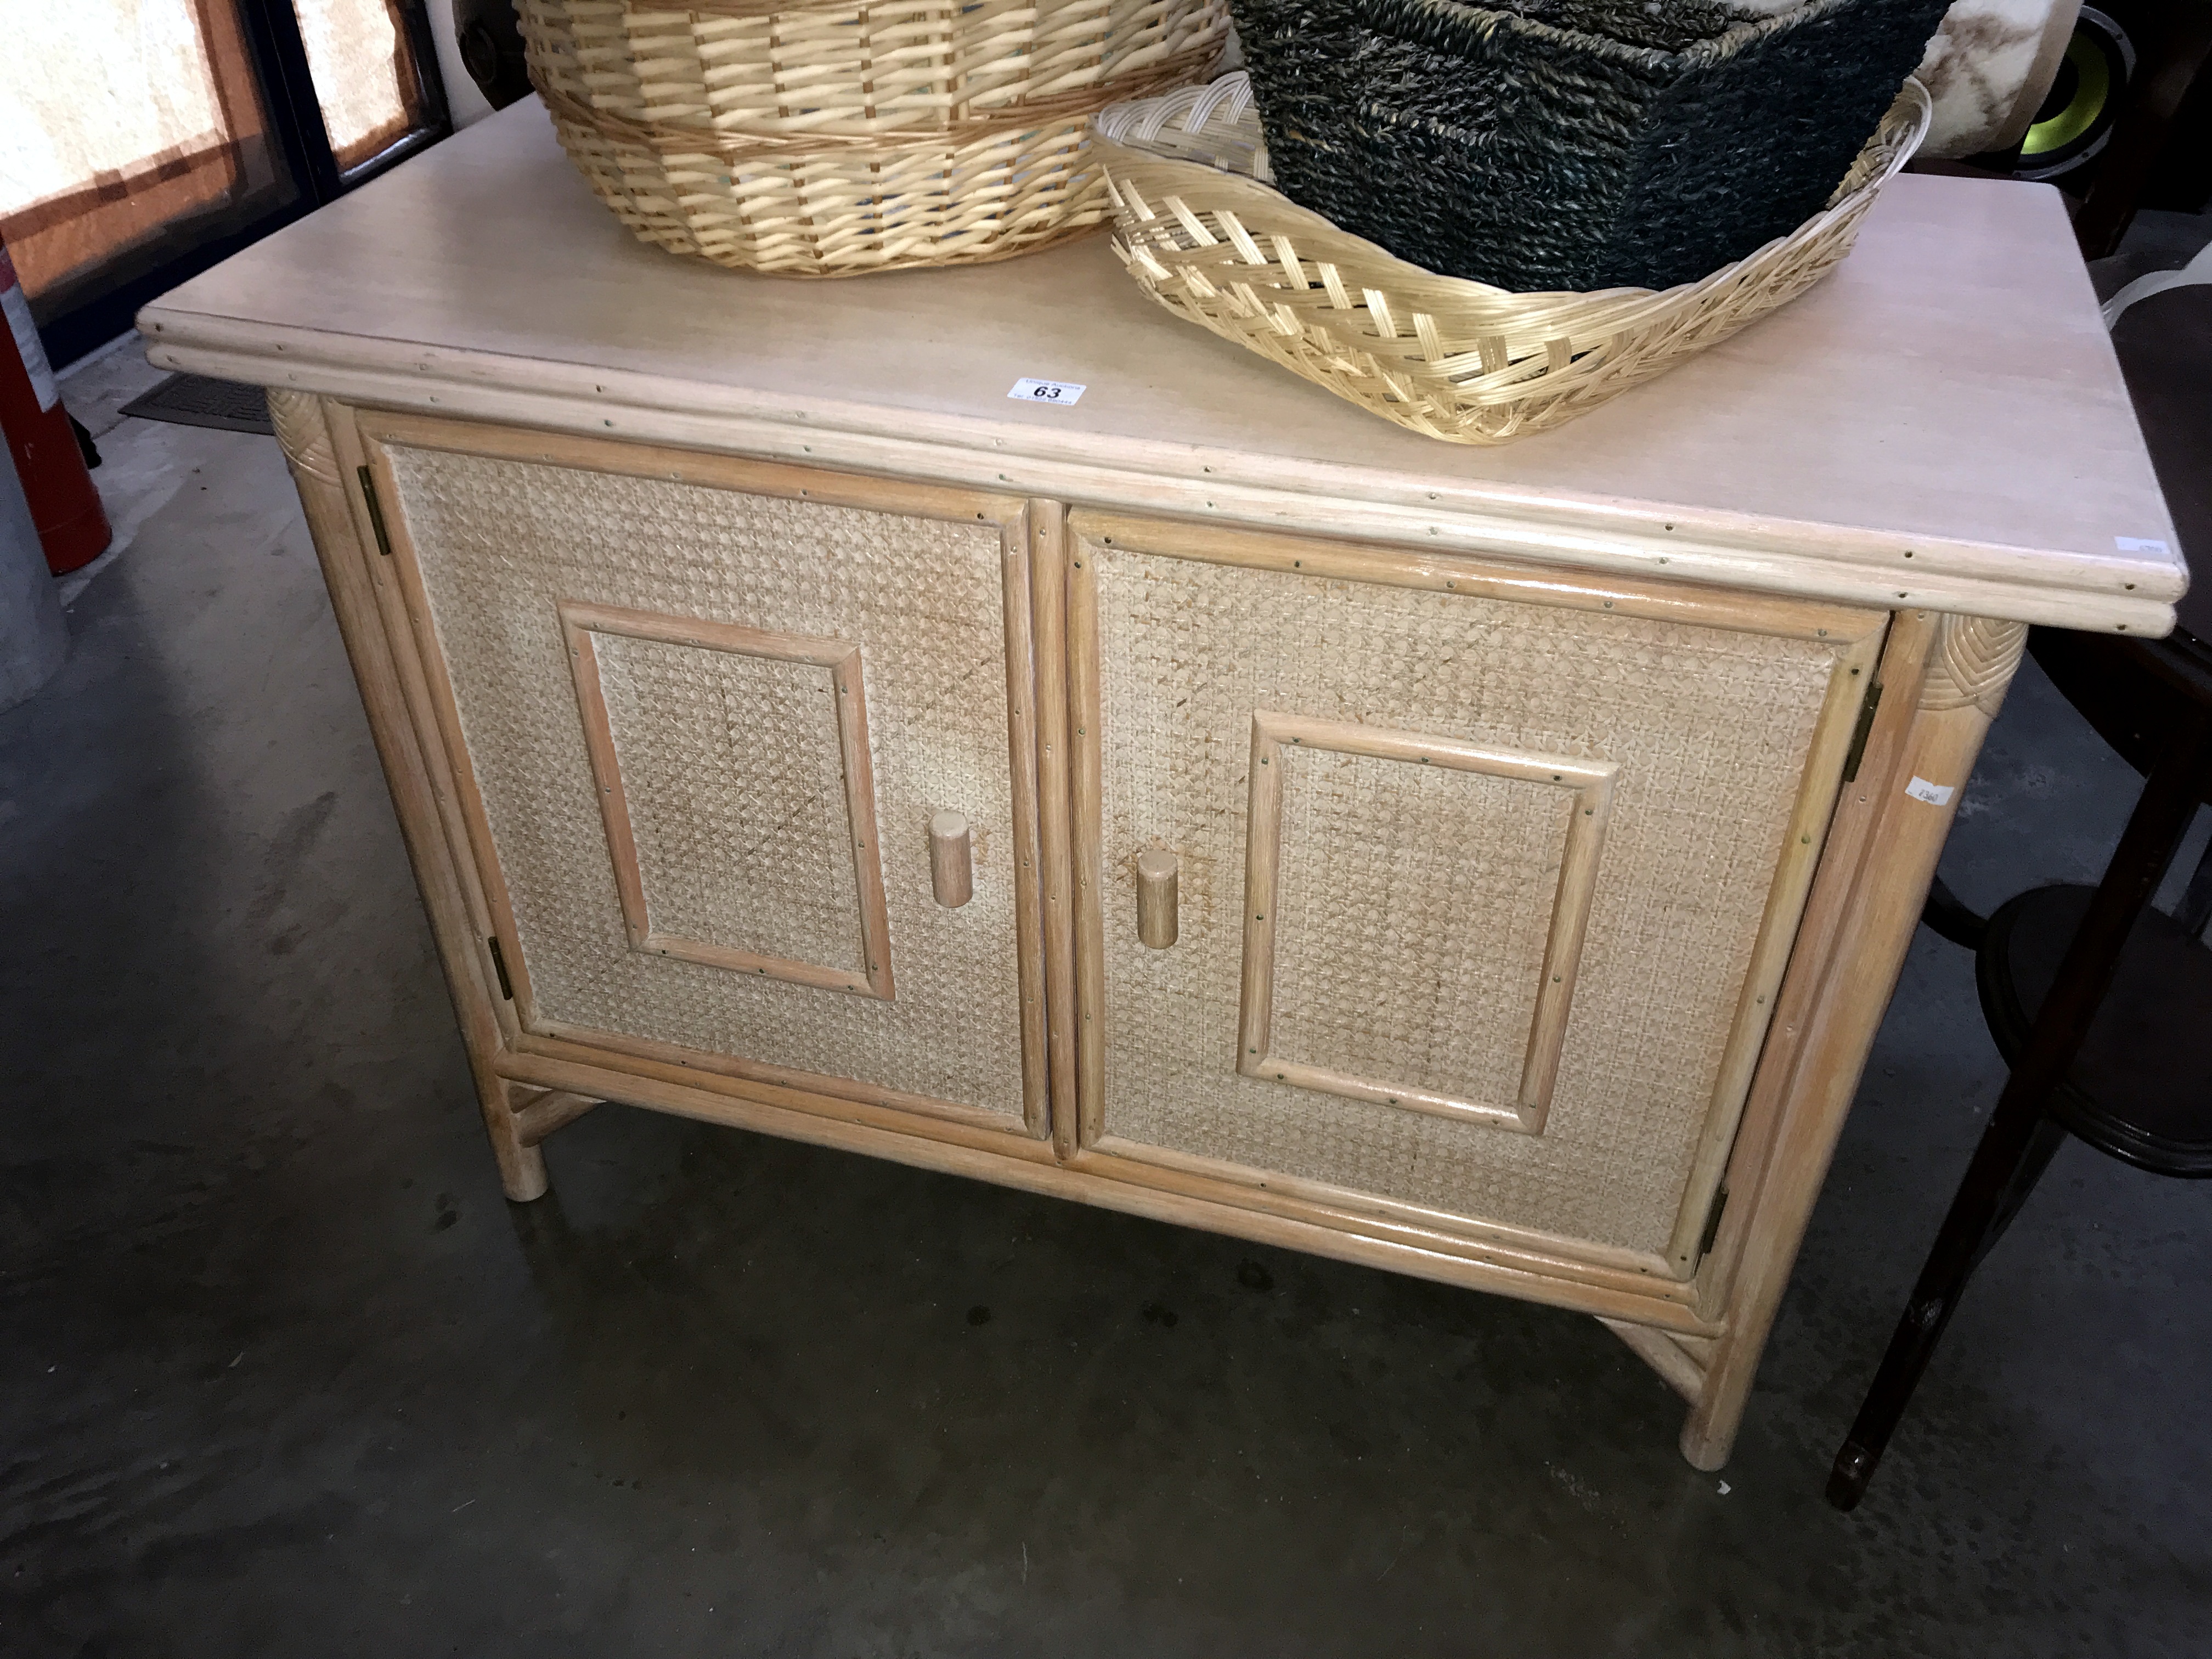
[{"x1": 1065, "y1": 511, "x2": 1889, "y2": 1281}]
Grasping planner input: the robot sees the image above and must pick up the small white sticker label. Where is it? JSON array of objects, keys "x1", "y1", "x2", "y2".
[
  {"x1": 2115, "y1": 536, "x2": 2171, "y2": 555},
  {"x1": 1904, "y1": 776, "x2": 1955, "y2": 806},
  {"x1": 1008, "y1": 377, "x2": 1086, "y2": 406}
]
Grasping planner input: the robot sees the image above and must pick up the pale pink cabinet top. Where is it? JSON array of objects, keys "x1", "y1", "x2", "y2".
[{"x1": 142, "y1": 99, "x2": 2185, "y2": 634}]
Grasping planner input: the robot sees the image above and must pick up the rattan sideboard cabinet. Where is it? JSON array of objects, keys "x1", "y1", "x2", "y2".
[{"x1": 140, "y1": 100, "x2": 2184, "y2": 1470}]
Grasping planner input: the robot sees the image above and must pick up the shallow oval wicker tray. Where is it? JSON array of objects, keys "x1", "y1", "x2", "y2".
[
  {"x1": 521, "y1": 0, "x2": 1229, "y2": 278},
  {"x1": 1094, "y1": 72, "x2": 1932, "y2": 443}
]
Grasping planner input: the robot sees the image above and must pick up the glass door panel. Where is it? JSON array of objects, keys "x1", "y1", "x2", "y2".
[{"x1": 290, "y1": 0, "x2": 438, "y2": 174}]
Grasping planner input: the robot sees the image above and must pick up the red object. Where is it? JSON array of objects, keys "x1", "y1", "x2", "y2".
[{"x1": 0, "y1": 235, "x2": 109, "y2": 574}]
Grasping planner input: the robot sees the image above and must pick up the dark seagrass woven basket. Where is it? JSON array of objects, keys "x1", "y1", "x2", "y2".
[{"x1": 1229, "y1": 0, "x2": 1953, "y2": 292}]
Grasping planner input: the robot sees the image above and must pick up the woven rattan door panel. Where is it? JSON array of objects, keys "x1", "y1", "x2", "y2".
[
  {"x1": 358, "y1": 414, "x2": 1047, "y2": 1137},
  {"x1": 1068, "y1": 515, "x2": 1888, "y2": 1273}
]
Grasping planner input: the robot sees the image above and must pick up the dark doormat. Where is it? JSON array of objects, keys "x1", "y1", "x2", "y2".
[{"x1": 118, "y1": 373, "x2": 274, "y2": 436}]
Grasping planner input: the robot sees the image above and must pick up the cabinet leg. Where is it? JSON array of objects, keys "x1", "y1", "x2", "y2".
[
  {"x1": 1680, "y1": 615, "x2": 2023, "y2": 1474},
  {"x1": 481, "y1": 1080, "x2": 550, "y2": 1203},
  {"x1": 269, "y1": 391, "x2": 558, "y2": 1209},
  {"x1": 479, "y1": 1084, "x2": 603, "y2": 1201},
  {"x1": 1678, "y1": 1373, "x2": 1749, "y2": 1472}
]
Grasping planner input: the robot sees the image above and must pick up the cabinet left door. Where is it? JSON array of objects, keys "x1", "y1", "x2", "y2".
[{"x1": 345, "y1": 409, "x2": 1051, "y2": 1143}]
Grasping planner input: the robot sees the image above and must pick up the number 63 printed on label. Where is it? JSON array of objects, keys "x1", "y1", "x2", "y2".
[{"x1": 1008, "y1": 377, "x2": 1086, "y2": 405}]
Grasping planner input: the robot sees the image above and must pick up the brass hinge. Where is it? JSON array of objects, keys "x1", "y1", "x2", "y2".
[
  {"x1": 357, "y1": 465, "x2": 394, "y2": 557},
  {"x1": 487, "y1": 935, "x2": 515, "y2": 1001},
  {"x1": 1697, "y1": 1184, "x2": 1729, "y2": 1263},
  {"x1": 1840, "y1": 676, "x2": 1884, "y2": 783}
]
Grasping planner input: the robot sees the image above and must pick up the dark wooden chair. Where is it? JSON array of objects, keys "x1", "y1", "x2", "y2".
[{"x1": 1826, "y1": 279, "x2": 2212, "y2": 1510}]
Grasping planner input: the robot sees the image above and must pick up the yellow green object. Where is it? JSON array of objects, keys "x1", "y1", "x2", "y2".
[{"x1": 2023, "y1": 33, "x2": 2112, "y2": 157}]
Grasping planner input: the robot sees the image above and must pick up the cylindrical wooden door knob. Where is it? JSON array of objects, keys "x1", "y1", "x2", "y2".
[
  {"x1": 1136, "y1": 849, "x2": 1178, "y2": 949},
  {"x1": 929, "y1": 811, "x2": 972, "y2": 909}
]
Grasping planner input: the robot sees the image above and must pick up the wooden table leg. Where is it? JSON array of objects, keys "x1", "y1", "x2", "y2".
[
  {"x1": 1827, "y1": 712, "x2": 2212, "y2": 1509},
  {"x1": 1921, "y1": 875, "x2": 1989, "y2": 950},
  {"x1": 2174, "y1": 836, "x2": 2212, "y2": 938}
]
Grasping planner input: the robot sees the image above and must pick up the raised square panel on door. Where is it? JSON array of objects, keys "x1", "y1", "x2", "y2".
[
  {"x1": 1238, "y1": 711, "x2": 1618, "y2": 1135},
  {"x1": 560, "y1": 602, "x2": 896, "y2": 1000},
  {"x1": 1066, "y1": 512, "x2": 1888, "y2": 1280},
  {"x1": 354, "y1": 411, "x2": 1047, "y2": 1139}
]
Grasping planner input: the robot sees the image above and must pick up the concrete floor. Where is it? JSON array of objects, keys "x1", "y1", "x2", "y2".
[{"x1": 4, "y1": 337, "x2": 2209, "y2": 1657}]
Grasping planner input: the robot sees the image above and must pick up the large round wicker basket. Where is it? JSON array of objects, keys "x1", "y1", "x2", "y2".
[
  {"x1": 519, "y1": 0, "x2": 1230, "y2": 278},
  {"x1": 1095, "y1": 72, "x2": 1932, "y2": 445}
]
